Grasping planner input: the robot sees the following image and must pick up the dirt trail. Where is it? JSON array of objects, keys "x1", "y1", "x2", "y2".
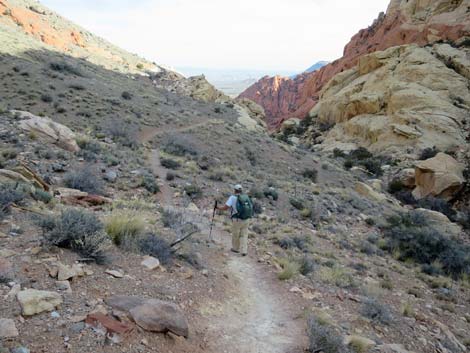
[
  {"x1": 202, "y1": 228, "x2": 306, "y2": 353},
  {"x1": 142, "y1": 124, "x2": 307, "y2": 353},
  {"x1": 137, "y1": 119, "x2": 223, "y2": 144},
  {"x1": 149, "y1": 148, "x2": 174, "y2": 206}
]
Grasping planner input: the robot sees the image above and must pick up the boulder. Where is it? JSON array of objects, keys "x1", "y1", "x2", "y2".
[
  {"x1": 106, "y1": 295, "x2": 188, "y2": 337},
  {"x1": 55, "y1": 187, "x2": 88, "y2": 198},
  {"x1": 235, "y1": 98, "x2": 267, "y2": 129},
  {"x1": 0, "y1": 169, "x2": 30, "y2": 185},
  {"x1": 392, "y1": 124, "x2": 422, "y2": 139},
  {"x1": 17, "y1": 289, "x2": 63, "y2": 316},
  {"x1": 11, "y1": 165, "x2": 49, "y2": 191},
  {"x1": 280, "y1": 118, "x2": 300, "y2": 133},
  {"x1": 141, "y1": 256, "x2": 160, "y2": 270},
  {"x1": 413, "y1": 209, "x2": 461, "y2": 237},
  {"x1": 396, "y1": 168, "x2": 416, "y2": 188},
  {"x1": 413, "y1": 153, "x2": 465, "y2": 201},
  {"x1": 0, "y1": 249, "x2": 16, "y2": 258},
  {"x1": 0, "y1": 318, "x2": 18, "y2": 338},
  {"x1": 56, "y1": 263, "x2": 85, "y2": 281},
  {"x1": 105, "y1": 269, "x2": 124, "y2": 278},
  {"x1": 56, "y1": 281, "x2": 72, "y2": 293},
  {"x1": 105, "y1": 296, "x2": 146, "y2": 312},
  {"x1": 15, "y1": 111, "x2": 80, "y2": 152},
  {"x1": 355, "y1": 182, "x2": 387, "y2": 203},
  {"x1": 130, "y1": 300, "x2": 189, "y2": 337},
  {"x1": 316, "y1": 45, "x2": 470, "y2": 157},
  {"x1": 104, "y1": 170, "x2": 117, "y2": 183}
]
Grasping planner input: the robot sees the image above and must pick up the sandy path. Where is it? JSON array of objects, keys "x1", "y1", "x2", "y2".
[{"x1": 202, "y1": 230, "x2": 307, "y2": 353}]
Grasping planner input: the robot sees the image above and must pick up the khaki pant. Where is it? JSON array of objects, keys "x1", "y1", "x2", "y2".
[{"x1": 231, "y1": 219, "x2": 249, "y2": 255}]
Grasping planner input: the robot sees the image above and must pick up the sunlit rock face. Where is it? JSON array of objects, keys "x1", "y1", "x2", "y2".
[{"x1": 239, "y1": 0, "x2": 470, "y2": 130}]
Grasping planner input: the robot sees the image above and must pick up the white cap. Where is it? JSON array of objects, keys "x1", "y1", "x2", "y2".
[{"x1": 234, "y1": 184, "x2": 243, "y2": 191}]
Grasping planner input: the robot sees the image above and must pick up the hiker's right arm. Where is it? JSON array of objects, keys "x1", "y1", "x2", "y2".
[{"x1": 217, "y1": 204, "x2": 229, "y2": 211}]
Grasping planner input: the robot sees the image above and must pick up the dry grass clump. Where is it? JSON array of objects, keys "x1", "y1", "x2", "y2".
[
  {"x1": 277, "y1": 258, "x2": 300, "y2": 280},
  {"x1": 318, "y1": 266, "x2": 356, "y2": 288},
  {"x1": 105, "y1": 211, "x2": 145, "y2": 246}
]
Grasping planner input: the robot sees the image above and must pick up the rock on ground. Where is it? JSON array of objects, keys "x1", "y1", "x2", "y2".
[
  {"x1": 15, "y1": 111, "x2": 80, "y2": 152},
  {"x1": 106, "y1": 296, "x2": 189, "y2": 337},
  {"x1": 413, "y1": 153, "x2": 465, "y2": 200},
  {"x1": 129, "y1": 300, "x2": 189, "y2": 338},
  {"x1": 16, "y1": 289, "x2": 63, "y2": 316},
  {"x1": 0, "y1": 318, "x2": 19, "y2": 338}
]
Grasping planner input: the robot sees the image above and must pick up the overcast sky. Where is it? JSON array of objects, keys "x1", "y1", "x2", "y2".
[{"x1": 40, "y1": 0, "x2": 390, "y2": 71}]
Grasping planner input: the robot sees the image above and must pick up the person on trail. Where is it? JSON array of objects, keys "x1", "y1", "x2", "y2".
[{"x1": 217, "y1": 184, "x2": 253, "y2": 256}]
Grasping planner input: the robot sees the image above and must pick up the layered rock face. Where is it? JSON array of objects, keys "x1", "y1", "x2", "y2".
[
  {"x1": 0, "y1": 0, "x2": 156, "y2": 73},
  {"x1": 312, "y1": 43, "x2": 470, "y2": 157},
  {"x1": 239, "y1": 0, "x2": 470, "y2": 129}
]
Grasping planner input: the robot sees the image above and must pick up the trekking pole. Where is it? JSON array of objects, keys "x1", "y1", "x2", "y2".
[{"x1": 209, "y1": 200, "x2": 218, "y2": 241}]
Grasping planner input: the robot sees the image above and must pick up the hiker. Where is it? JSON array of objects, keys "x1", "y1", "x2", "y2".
[{"x1": 217, "y1": 184, "x2": 253, "y2": 256}]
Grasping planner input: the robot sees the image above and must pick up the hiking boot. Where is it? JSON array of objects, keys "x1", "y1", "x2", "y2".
[
  {"x1": 231, "y1": 248, "x2": 240, "y2": 253},
  {"x1": 242, "y1": 253, "x2": 247, "y2": 257}
]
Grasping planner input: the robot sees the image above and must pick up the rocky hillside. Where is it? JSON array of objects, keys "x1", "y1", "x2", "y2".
[
  {"x1": 239, "y1": 0, "x2": 470, "y2": 130},
  {"x1": 1, "y1": 1, "x2": 470, "y2": 353},
  {"x1": 0, "y1": 0, "x2": 159, "y2": 73}
]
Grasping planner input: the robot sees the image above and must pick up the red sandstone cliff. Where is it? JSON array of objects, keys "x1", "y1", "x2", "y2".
[
  {"x1": 239, "y1": 0, "x2": 470, "y2": 130},
  {"x1": 0, "y1": 0, "x2": 155, "y2": 73}
]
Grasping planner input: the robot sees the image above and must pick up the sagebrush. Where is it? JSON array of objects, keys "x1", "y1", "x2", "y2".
[{"x1": 39, "y1": 208, "x2": 110, "y2": 263}]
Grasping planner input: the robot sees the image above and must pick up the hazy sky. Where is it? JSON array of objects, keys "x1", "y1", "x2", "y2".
[{"x1": 40, "y1": 0, "x2": 390, "y2": 71}]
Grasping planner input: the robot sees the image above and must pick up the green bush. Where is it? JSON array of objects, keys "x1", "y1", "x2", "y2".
[
  {"x1": 333, "y1": 148, "x2": 346, "y2": 158},
  {"x1": 39, "y1": 209, "x2": 109, "y2": 263},
  {"x1": 49, "y1": 62, "x2": 84, "y2": 77},
  {"x1": 161, "y1": 134, "x2": 198, "y2": 157},
  {"x1": 64, "y1": 167, "x2": 104, "y2": 195},
  {"x1": 388, "y1": 180, "x2": 405, "y2": 194},
  {"x1": 33, "y1": 189, "x2": 53, "y2": 204},
  {"x1": 419, "y1": 147, "x2": 439, "y2": 160},
  {"x1": 249, "y1": 188, "x2": 264, "y2": 199},
  {"x1": 343, "y1": 148, "x2": 386, "y2": 177},
  {"x1": 0, "y1": 183, "x2": 26, "y2": 210},
  {"x1": 349, "y1": 147, "x2": 372, "y2": 160},
  {"x1": 161, "y1": 158, "x2": 181, "y2": 170},
  {"x1": 360, "y1": 297, "x2": 392, "y2": 325},
  {"x1": 105, "y1": 120, "x2": 138, "y2": 148},
  {"x1": 382, "y1": 212, "x2": 470, "y2": 278},
  {"x1": 289, "y1": 198, "x2": 305, "y2": 210},
  {"x1": 184, "y1": 184, "x2": 202, "y2": 199},
  {"x1": 40, "y1": 93, "x2": 53, "y2": 103},
  {"x1": 139, "y1": 234, "x2": 172, "y2": 265},
  {"x1": 307, "y1": 317, "x2": 348, "y2": 353},
  {"x1": 161, "y1": 208, "x2": 183, "y2": 229},
  {"x1": 302, "y1": 168, "x2": 318, "y2": 182},
  {"x1": 141, "y1": 174, "x2": 159, "y2": 194},
  {"x1": 263, "y1": 187, "x2": 278, "y2": 201},
  {"x1": 121, "y1": 91, "x2": 133, "y2": 100},
  {"x1": 1, "y1": 183, "x2": 28, "y2": 220},
  {"x1": 76, "y1": 137, "x2": 101, "y2": 154},
  {"x1": 299, "y1": 256, "x2": 316, "y2": 276},
  {"x1": 417, "y1": 196, "x2": 456, "y2": 221},
  {"x1": 1, "y1": 148, "x2": 18, "y2": 160}
]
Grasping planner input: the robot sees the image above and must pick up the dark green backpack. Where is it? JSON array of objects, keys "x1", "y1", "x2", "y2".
[{"x1": 235, "y1": 194, "x2": 253, "y2": 220}]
